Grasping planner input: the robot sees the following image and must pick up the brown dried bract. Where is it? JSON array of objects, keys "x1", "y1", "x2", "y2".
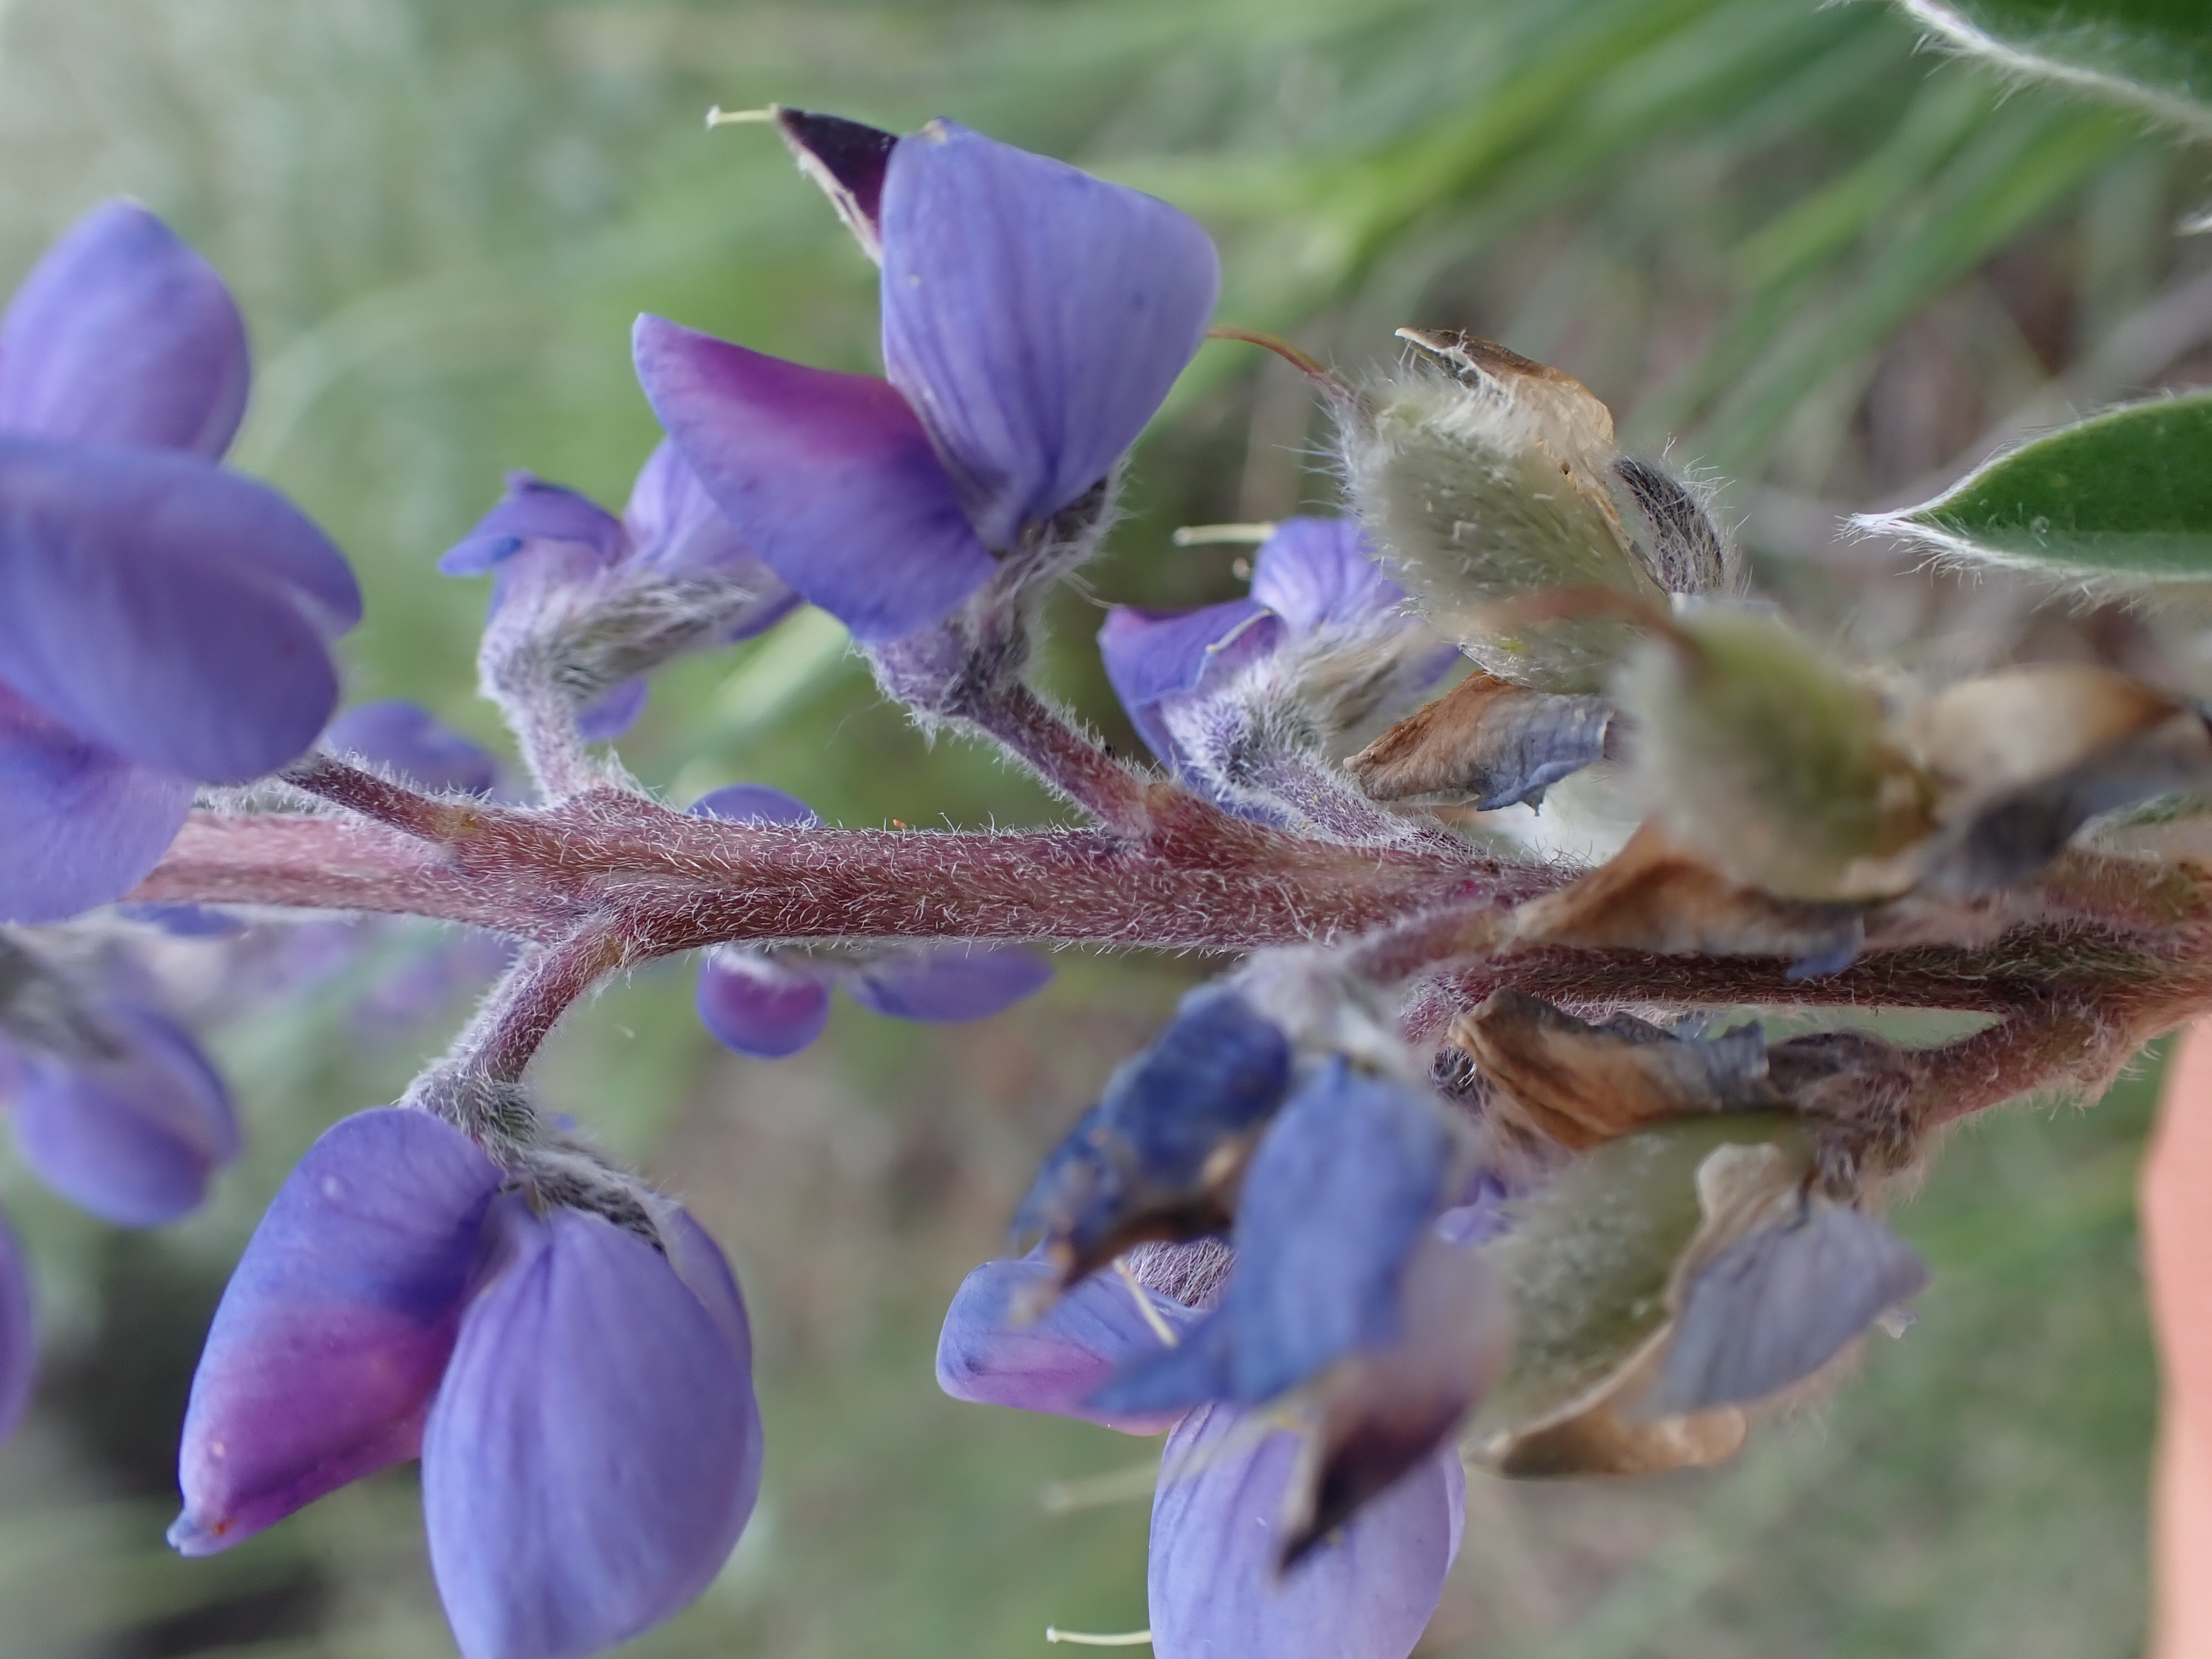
[
  {"x1": 1347, "y1": 670, "x2": 1611, "y2": 807},
  {"x1": 1448, "y1": 988, "x2": 1774, "y2": 1151},
  {"x1": 1509, "y1": 823, "x2": 1865, "y2": 962}
]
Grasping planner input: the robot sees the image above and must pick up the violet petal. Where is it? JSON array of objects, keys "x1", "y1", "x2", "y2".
[
  {"x1": 695, "y1": 951, "x2": 832, "y2": 1058},
  {"x1": 11, "y1": 1004, "x2": 239, "y2": 1227},
  {"x1": 422, "y1": 1201, "x2": 761, "y2": 1659},
  {"x1": 324, "y1": 700, "x2": 498, "y2": 796},
  {"x1": 633, "y1": 315, "x2": 994, "y2": 644},
  {"x1": 573, "y1": 679, "x2": 649, "y2": 743},
  {"x1": 170, "y1": 1109, "x2": 502, "y2": 1556},
  {"x1": 935, "y1": 1254, "x2": 1199, "y2": 1434},
  {"x1": 0, "y1": 1209, "x2": 34, "y2": 1447},
  {"x1": 688, "y1": 782, "x2": 820, "y2": 828},
  {"x1": 1224, "y1": 1059, "x2": 1451, "y2": 1403},
  {"x1": 1147, "y1": 1404, "x2": 1462, "y2": 1659},
  {"x1": 437, "y1": 473, "x2": 625, "y2": 577},
  {"x1": 0, "y1": 436, "x2": 358, "y2": 781},
  {"x1": 1249, "y1": 518, "x2": 1406, "y2": 637},
  {"x1": 621, "y1": 439, "x2": 805, "y2": 645},
  {"x1": 0, "y1": 684, "x2": 193, "y2": 923},
  {"x1": 879, "y1": 121, "x2": 1219, "y2": 548},
  {"x1": 846, "y1": 944, "x2": 1051, "y2": 1023},
  {"x1": 0, "y1": 202, "x2": 249, "y2": 458},
  {"x1": 1098, "y1": 600, "x2": 1282, "y2": 771}
]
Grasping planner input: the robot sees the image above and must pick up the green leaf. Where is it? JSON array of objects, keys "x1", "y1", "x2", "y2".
[
  {"x1": 1863, "y1": 391, "x2": 2212, "y2": 581},
  {"x1": 1895, "y1": 0, "x2": 2212, "y2": 134}
]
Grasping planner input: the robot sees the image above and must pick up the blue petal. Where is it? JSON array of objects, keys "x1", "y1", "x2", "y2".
[
  {"x1": 564, "y1": 677, "x2": 643, "y2": 742},
  {"x1": 1011, "y1": 989, "x2": 1294, "y2": 1279},
  {"x1": 1087, "y1": 1304, "x2": 1235, "y2": 1420},
  {"x1": 936, "y1": 1254, "x2": 1199, "y2": 1434},
  {"x1": 0, "y1": 202, "x2": 249, "y2": 458},
  {"x1": 438, "y1": 473, "x2": 624, "y2": 577},
  {"x1": 695, "y1": 951, "x2": 832, "y2": 1058},
  {"x1": 621, "y1": 439, "x2": 804, "y2": 644},
  {"x1": 422, "y1": 1201, "x2": 761, "y2": 1659},
  {"x1": 1224, "y1": 1060, "x2": 1451, "y2": 1403},
  {"x1": 0, "y1": 437, "x2": 358, "y2": 781},
  {"x1": 113, "y1": 902, "x2": 246, "y2": 938},
  {"x1": 1644, "y1": 1198, "x2": 1929, "y2": 1416},
  {"x1": 1147, "y1": 1404, "x2": 1462, "y2": 1659},
  {"x1": 171, "y1": 1109, "x2": 502, "y2": 1556},
  {"x1": 634, "y1": 315, "x2": 994, "y2": 644},
  {"x1": 1248, "y1": 518, "x2": 1408, "y2": 637},
  {"x1": 324, "y1": 700, "x2": 499, "y2": 796},
  {"x1": 0, "y1": 684, "x2": 192, "y2": 923},
  {"x1": 846, "y1": 944, "x2": 1051, "y2": 1022},
  {"x1": 688, "y1": 782, "x2": 820, "y2": 827},
  {"x1": 0, "y1": 1209, "x2": 35, "y2": 1447},
  {"x1": 11, "y1": 1004, "x2": 239, "y2": 1227},
  {"x1": 1098, "y1": 600, "x2": 1281, "y2": 770},
  {"x1": 879, "y1": 121, "x2": 1219, "y2": 549}
]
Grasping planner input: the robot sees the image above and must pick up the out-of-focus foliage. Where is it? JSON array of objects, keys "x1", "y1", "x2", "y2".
[
  {"x1": 1894, "y1": 0, "x2": 2212, "y2": 136},
  {"x1": 0, "y1": 0, "x2": 2199, "y2": 1654}
]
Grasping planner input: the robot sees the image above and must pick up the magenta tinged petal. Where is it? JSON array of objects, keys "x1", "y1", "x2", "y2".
[
  {"x1": 170, "y1": 1109, "x2": 502, "y2": 1556},
  {"x1": 880, "y1": 121, "x2": 1219, "y2": 547},
  {"x1": 0, "y1": 202, "x2": 249, "y2": 458},
  {"x1": 423, "y1": 1201, "x2": 761, "y2": 1659},
  {"x1": 634, "y1": 315, "x2": 994, "y2": 643},
  {"x1": 1147, "y1": 1404, "x2": 1462, "y2": 1659},
  {"x1": 936, "y1": 1255, "x2": 1199, "y2": 1434}
]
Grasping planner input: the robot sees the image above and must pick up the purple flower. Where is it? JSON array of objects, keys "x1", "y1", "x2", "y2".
[
  {"x1": 635, "y1": 116, "x2": 1219, "y2": 643},
  {"x1": 439, "y1": 442, "x2": 801, "y2": 738},
  {"x1": 933, "y1": 1250, "x2": 1464, "y2": 1659},
  {"x1": 1149, "y1": 1401, "x2": 1463, "y2": 1659},
  {"x1": 0, "y1": 203, "x2": 361, "y2": 923},
  {"x1": 174, "y1": 1110, "x2": 763, "y2": 1659},
  {"x1": 1099, "y1": 517, "x2": 1436, "y2": 784},
  {"x1": 424, "y1": 1198, "x2": 763, "y2": 1659},
  {"x1": 325, "y1": 701, "x2": 499, "y2": 796},
  {"x1": 5, "y1": 1003, "x2": 241, "y2": 1227},
  {"x1": 171, "y1": 1109, "x2": 501, "y2": 1554},
  {"x1": 688, "y1": 785, "x2": 1051, "y2": 1057},
  {"x1": 0, "y1": 1211, "x2": 35, "y2": 1448}
]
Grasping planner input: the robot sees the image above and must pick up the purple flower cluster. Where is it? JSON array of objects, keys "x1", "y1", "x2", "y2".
[
  {"x1": 0, "y1": 203, "x2": 359, "y2": 922},
  {"x1": 943, "y1": 993, "x2": 1508, "y2": 1656},
  {"x1": 173, "y1": 1110, "x2": 761, "y2": 1659}
]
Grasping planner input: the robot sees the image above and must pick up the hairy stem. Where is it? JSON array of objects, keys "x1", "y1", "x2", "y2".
[{"x1": 957, "y1": 679, "x2": 1157, "y2": 834}]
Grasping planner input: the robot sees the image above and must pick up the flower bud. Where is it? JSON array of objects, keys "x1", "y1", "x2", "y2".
[
  {"x1": 171, "y1": 1109, "x2": 502, "y2": 1554},
  {"x1": 1619, "y1": 607, "x2": 1931, "y2": 900},
  {"x1": 1340, "y1": 331, "x2": 1671, "y2": 693},
  {"x1": 10, "y1": 1003, "x2": 239, "y2": 1227},
  {"x1": 422, "y1": 1197, "x2": 761, "y2": 1659}
]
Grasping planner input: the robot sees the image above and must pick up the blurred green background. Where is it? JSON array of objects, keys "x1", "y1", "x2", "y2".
[{"x1": 0, "y1": 0, "x2": 2206, "y2": 1653}]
